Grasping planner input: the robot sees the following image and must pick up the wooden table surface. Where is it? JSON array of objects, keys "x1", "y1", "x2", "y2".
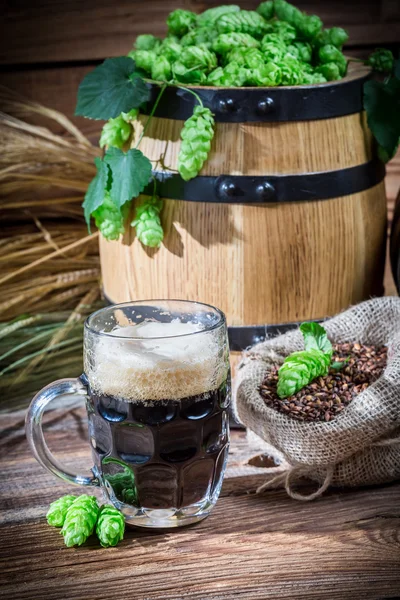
[{"x1": 1, "y1": 405, "x2": 400, "y2": 600}]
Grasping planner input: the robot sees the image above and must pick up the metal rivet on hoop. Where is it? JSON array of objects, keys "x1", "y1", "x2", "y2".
[
  {"x1": 256, "y1": 182, "x2": 276, "y2": 202},
  {"x1": 218, "y1": 98, "x2": 237, "y2": 113},
  {"x1": 216, "y1": 178, "x2": 241, "y2": 200},
  {"x1": 256, "y1": 97, "x2": 275, "y2": 116}
]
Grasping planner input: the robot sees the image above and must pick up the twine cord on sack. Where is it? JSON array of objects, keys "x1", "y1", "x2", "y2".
[{"x1": 256, "y1": 465, "x2": 334, "y2": 501}]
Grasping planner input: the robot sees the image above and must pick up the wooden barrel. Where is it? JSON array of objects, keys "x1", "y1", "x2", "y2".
[{"x1": 100, "y1": 63, "x2": 387, "y2": 350}]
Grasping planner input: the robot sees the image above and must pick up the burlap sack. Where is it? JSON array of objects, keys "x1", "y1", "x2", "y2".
[{"x1": 233, "y1": 297, "x2": 400, "y2": 500}]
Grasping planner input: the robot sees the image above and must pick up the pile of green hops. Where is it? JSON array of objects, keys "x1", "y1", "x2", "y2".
[{"x1": 128, "y1": 0, "x2": 349, "y2": 87}]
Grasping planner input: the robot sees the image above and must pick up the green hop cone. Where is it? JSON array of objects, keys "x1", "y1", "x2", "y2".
[
  {"x1": 261, "y1": 42, "x2": 286, "y2": 63},
  {"x1": 131, "y1": 195, "x2": 164, "y2": 248},
  {"x1": 287, "y1": 41, "x2": 312, "y2": 63},
  {"x1": 166, "y1": 9, "x2": 196, "y2": 37},
  {"x1": 157, "y1": 38, "x2": 183, "y2": 63},
  {"x1": 315, "y1": 27, "x2": 349, "y2": 49},
  {"x1": 129, "y1": 49, "x2": 156, "y2": 74},
  {"x1": 256, "y1": 1, "x2": 274, "y2": 20},
  {"x1": 61, "y1": 495, "x2": 99, "y2": 547},
  {"x1": 271, "y1": 21, "x2": 297, "y2": 43},
  {"x1": 197, "y1": 5, "x2": 240, "y2": 28},
  {"x1": 296, "y1": 14, "x2": 323, "y2": 41},
  {"x1": 367, "y1": 48, "x2": 394, "y2": 74},
  {"x1": 181, "y1": 28, "x2": 216, "y2": 49},
  {"x1": 213, "y1": 33, "x2": 260, "y2": 56},
  {"x1": 93, "y1": 193, "x2": 126, "y2": 241},
  {"x1": 99, "y1": 115, "x2": 132, "y2": 150},
  {"x1": 180, "y1": 46, "x2": 218, "y2": 73},
  {"x1": 121, "y1": 108, "x2": 139, "y2": 123},
  {"x1": 207, "y1": 67, "x2": 225, "y2": 86},
  {"x1": 96, "y1": 505, "x2": 125, "y2": 548},
  {"x1": 46, "y1": 495, "x2": 76, "y2": 527},
  {"x1": 226, "y1": 47, "x2": 264, "y2": 69},
  {"x1": 274, "y1": 0, "x2": 302, "y2": 25},
  {"x1": 318, "y1": 44, "x2": 347, "y2": 76},
  {"x1": 220, "y1": 62, "x2": 249, "y2": 87},
  {"x1": 277, "y1": 349, "x2": 331, "y2": 399},
  {"x1": 316, "y1": 62, "x2": 341, "y2": 81},
  {"x1": 135, "y1": 34, "x2": 160, "y2": 51},
  {"x1": 172, "y1": 62, "x2": 207, "y2": 84},
  {"x1": 217, "y1": 10, "x2": 267, "y2": 39},
  {"x1": 250, "y1": 62, "x2": 282, "y2": 86},
  {"x1": 275, "y1": 59, "x2": 302, "y2": 85},
  {"x1": 177, "y1": 106, "x2": 215, "y2": 181},
  {"x1": 151, "y1": 56, "x2": 172, "y2": 82}
]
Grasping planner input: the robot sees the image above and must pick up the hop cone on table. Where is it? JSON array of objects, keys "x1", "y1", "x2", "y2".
[
  {"x1": 61, "y1": 495, "x2": 99, "y2": 547},
  {"x1": 177, "y1": 106, "x2": 215, "y2": 181},
  {"x1": 46, "y1": 495, "x2": 76, "y2": 527},
  {"x1": 131, "y1": 195, "x2": 164, "y2": 248},
  {"x1": 96, "y1": 505, "x2": 125, "y2": 548}
]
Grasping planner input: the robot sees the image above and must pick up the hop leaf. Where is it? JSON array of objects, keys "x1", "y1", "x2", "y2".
[
  {"x1": 217, "y1": 10, "x2": 267, "y2": 39},
  {"x1": 47, "y1": 495, "x2": 76, "y2": 527},
  {"x1": 177, "y1": 106, "x2": 215, "y2": 181},
  {"x1": 92, "y1": 192, "x2": 127, "y2": 241},
  {"x1": 131, "y1": 195, "x2": 164, "y2": 248},
  {"x1": 367, "y1": 48, "x2": 394, "y2": 74},
  {"x1": 61, "y1": 495, "x2": 99, "y2": 547},
  {"x1": 96, "y1": 505, "x2": 125, "y2": 548},
  {"x1": 100, "y1": 115, "x2": 132, "y2": 150},
  {"x1": 166, "y1": 9, "x2": 197, "y2": 37}
]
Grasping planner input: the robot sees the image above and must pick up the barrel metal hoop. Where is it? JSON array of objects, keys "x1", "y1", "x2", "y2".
[
  {"x1": 228, "y1": 320, "x2": 324, "y2": 351},
  {"x1": 142, "y1": 74, "x2": 370, "y2": 123},
  {"x1": 145, "y1": 160, "x2": 385, "y2": 205}
]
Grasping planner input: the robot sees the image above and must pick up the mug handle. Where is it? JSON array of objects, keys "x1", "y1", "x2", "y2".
[{"x1": 25, "y1": 377, "x2": 99, "y2": 487}]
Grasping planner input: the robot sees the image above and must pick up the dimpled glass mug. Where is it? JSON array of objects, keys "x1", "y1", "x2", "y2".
[{"x1": 26, "y1": 300, "x2": 231, "y2": 528}]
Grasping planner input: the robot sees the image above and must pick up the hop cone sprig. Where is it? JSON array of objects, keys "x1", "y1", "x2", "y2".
[
  {"x1": 367, "y1": 48, "x2": 394, "y2": 74},
  {"x1": 61, "y1": 495, "x2": 99, "y2": 547},
  {"x1": 100, "y1": 115, "x2": 132, "y2": 149},
  {"x1": 217, "y1": 10, "x2": 267, "y2": 38},
  {"x1": 46, "y1": 495, "x2": 76, "y2": 527},
  {"x1": 93, "y1": 193, "x2": 126, "y2": 241},
  {"x1": 96, "y1": 505, "x2": 125, "y2": 548},
  {"x1": 131, "y1": 195, "x2": 164, "y2": 248},
  {"x1": 177, "y1": 106, "x2": 215, "y2": 181},
  {"x1": 277, "y1": 349, "x2": 331, "y2": 398}
]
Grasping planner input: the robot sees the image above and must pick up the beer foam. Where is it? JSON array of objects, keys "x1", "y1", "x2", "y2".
[{"x1": 85, "y1": 320, "x2": 227, "y2": 401}]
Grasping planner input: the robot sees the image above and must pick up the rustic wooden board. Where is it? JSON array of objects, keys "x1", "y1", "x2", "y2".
[
  {"x1": 1, "y1": 406, "x2": 400, "y2": 599},
  {"x1": 1, "y1": 0, "x2": 399, "y2": 65}
]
